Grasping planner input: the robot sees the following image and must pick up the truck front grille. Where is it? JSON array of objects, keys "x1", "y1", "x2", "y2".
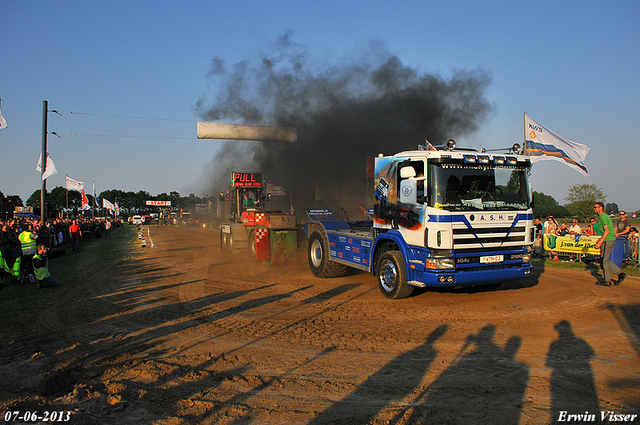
[{"x1": 452, "y1": 226, "x2": 526, "y2": 249}]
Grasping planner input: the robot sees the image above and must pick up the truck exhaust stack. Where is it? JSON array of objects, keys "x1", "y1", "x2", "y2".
[{"x1": 197, "y1": 122, "x2": 297, "y2": 143}]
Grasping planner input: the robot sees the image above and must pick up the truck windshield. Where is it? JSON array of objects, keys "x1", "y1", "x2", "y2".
[{"x1": 428, "y1": 163, "x2": 531, "y2": 211}]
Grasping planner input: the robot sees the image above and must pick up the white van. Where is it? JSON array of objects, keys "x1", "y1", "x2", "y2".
[{"x1": 132, "y1": 215, "x2": 143, "y2": 225}]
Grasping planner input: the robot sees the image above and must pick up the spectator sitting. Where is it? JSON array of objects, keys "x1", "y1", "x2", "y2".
[
  {"x1": 569, "y1": 219, "x2": 583, "y2": 235},
  {"x1": 557, "y1": 222, "x2": 570, "y2": 236}
]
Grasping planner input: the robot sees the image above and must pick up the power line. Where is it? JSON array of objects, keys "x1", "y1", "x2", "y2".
[
  {"x1": 67, "y1": 111, "x2": 199, "y2": 123},
  {"x1": 47, "y1": 110, "x2": 205, "y2": 139},
  {"x1": 66, "y1": 133, "x2": 195, "y2": 140}
]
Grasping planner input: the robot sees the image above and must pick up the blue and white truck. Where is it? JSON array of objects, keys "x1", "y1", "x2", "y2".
[{"x1": 305, "y1": 140, "x2": 534, "y2": 299}]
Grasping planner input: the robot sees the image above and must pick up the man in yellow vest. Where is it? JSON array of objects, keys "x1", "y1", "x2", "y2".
[
  {"x1": 19, "y1": 223, "x2": 38, "y2": 279},
  {"x1": 32, "y1": 243, "x2": 60, "y2": 289}
]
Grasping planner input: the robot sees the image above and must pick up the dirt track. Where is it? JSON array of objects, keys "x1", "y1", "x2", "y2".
[{"x1": 1, "y1": 225, "x2": 639, "y2": 424}]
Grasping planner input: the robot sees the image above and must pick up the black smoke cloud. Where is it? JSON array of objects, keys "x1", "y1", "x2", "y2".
[{"x1": 195, "y1": 33, "x2": 493, "y2": 216}]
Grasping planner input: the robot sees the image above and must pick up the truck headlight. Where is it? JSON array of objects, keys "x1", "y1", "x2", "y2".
[
  {"x1": 426, "y1": 258, "x2": 455, "y2": 270},
  {"x1": 523, "y1": 253, "x2": 531, "y2": 264}
]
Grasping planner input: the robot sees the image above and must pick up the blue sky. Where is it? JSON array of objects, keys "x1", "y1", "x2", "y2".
[{"x1": 1, "y1": 0, "x2": 639, "y2": 211}]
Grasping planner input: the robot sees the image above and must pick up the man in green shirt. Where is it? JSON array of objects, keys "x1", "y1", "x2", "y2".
[{"x1": 594, "y1": 203, "x2": 626, "y2": 286}]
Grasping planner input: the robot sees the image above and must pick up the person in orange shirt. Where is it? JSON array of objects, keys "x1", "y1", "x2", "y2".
[{"x1": 69, "y1": 220, "x2": 82, "y2": 252}]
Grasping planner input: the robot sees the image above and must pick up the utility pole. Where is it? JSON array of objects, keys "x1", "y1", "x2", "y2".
[{"x1": 40, "y1": 100, "x2": 48, "y2": 227}]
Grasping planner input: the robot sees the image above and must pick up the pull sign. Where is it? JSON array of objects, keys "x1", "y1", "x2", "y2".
[{"x1": 231, "y1": 172, "x2": 264, "y2": 188}]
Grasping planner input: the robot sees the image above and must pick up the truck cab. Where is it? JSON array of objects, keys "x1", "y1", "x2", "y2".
[
  {"x1": 220, "y1": 172, "x2": 271, "y2": 224},
  {"x1": 306, "y1": 141, "x2": 535, "y2": 299}
]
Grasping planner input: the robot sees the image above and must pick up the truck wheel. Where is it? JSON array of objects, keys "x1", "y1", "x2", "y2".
[
  {"x1": 248, "y1": 230, "x2": 257, "y2": 259},
  {"x1": 220, "y1": 230, "x2": 229, "y2": 251},
  {"x1": 376, "y1": 251, "x2": 413, "y2": 299},
  {"x1": 308, "y1": 231, "x2": 347, "y2": 278}
]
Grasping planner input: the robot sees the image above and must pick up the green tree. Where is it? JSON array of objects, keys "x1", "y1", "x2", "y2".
[
  {"x1": 26, "y1": 189, "x2": 44, "y2": 208},
  {"x1": 605, "y1": 203, "x2": 619, "y2": 215},
  {"x1": 49, "y1": 186, "x2": 68, "y2": 212},
  {"x1": 565, "y1": 183, "x2": 606, "y2": 221},
  {"x1": 170, "y1": 191, "x2": 181, "y2": 209},
  {"x1": 6, "y1": 195, "x2": 23, "y2": 207},
  {"x1": 532, "y1": 191, "x2": 569, "y2": 218}
]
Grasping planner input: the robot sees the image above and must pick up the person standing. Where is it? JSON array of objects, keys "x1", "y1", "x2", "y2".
[
  {"x1": 587, "y1": 217, "x2": 602, "y2": 236},
  {"x1": 69, "y1": 219, "x2": 82, "y2": 252},
  {"x1": 594, "y1": 203, "x2": 625, "y2": 286},
  {"x1": 105, "y1": 219, "x2": 112, "y2": 239},
  {"x1": 545, "y1": 216, "x2": 559, "y2": 261},
  {"x1": 615, "y1": 211, "x2": 631, "y2": 261},
  {"x1": 18, "y1": 222, "x2": 38, "y2": 279},
  {"x1": 534, "y1": 217, "x2": 544, "y2": 257},
  {"x1": 544, "y1": 216, "x2": 558, "y2": 235},
  {"x1": 629, "y1": 227, "x2": 639, "y2": 262}
]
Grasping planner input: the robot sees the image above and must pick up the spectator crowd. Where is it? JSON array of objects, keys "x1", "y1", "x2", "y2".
[
  {"x1": 534, "y1": 211, "x2": 638, "y2": 266},
  {"x1": 0, "y1": 216, "x2": 121, "y2": 290}
]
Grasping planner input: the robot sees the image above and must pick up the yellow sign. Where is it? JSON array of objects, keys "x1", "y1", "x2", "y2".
[{"x1": 544, "y1": 234, "x2": 600, "y2": 255}]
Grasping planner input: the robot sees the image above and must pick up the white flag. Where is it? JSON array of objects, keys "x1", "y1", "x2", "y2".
[
  {"x1": 102, "y1": 198, "x2": 115, "y2": 211},
  {"x1": 0, "y1": 108, "x2": 6, "y2": 129},
  {"x1": 35, "y1": 152, "x2": 58, "y2": 180},
  {"x1": 524, "y1": 114, "x2": 590, "y2": 176},
  {"x1": 66, "y1": 176, "x2": 84, "y2": 192}
]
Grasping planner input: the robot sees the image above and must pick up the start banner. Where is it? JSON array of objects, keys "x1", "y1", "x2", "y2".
[{"x1": 544, "y1": 234, "x2": 600, "y2": 255}]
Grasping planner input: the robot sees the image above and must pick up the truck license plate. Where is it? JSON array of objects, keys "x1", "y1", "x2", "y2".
[{"x1": 480, "y1": 255, "x2": 504, "y2": 264}]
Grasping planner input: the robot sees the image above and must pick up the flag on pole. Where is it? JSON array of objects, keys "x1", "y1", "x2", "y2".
[
  {"x1": 93, "y1": 182, "x2": 99, "y2": 207},
  {"x1": 0, "y1": 103, "x2": 7, "y2": 130},
  {"x1": 81, "y1": 189, "x2": 90, "y2": 210},
  {"x1": 524, "y1": 114, "x2": 590, "y2": 176},
  {"x1": 114, "y1": 201, "x2": 120, "y2": 216},
  {"x1": 102, "y1": 198, "x2": 115, "y2": 211},
  {"x1": 35, "y1": 152, "x2": 58, "y2": 180},
  {"x1": 66, "y1": 176, "x2": 84, "y2": 192}
]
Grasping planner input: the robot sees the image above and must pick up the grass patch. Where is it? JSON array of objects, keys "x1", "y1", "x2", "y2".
[
  {"x1": 533, "y1": 256, "x2": 640, "y2": 277},
  {"x1": 0, "y1": 225, "x2": 138, "y2": 336}
]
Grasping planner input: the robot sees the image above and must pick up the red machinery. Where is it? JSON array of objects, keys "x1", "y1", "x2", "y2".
[{"x1": 219, "y1": 172, "x2": 297, "y2": 263}]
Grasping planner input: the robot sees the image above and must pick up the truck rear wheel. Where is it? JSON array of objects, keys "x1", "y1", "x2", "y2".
[
  {"x1": 220, "y1": 229, "x2": 230, "y2": 252},
  {"x1": 229, "y1": 224, "x2": 248, "y2": 254},
  {"x1": 308, "y1": 231, "x2": 347, "y2": 278},
  {"x1": 248, "y1": 230, "x2": 257, "y2": 259},
  {"x1": 376, "y1": 251, "x2": 413, "y2": 299}
]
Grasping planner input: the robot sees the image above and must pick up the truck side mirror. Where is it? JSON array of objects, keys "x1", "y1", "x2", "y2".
[{"x1": 400, "y1": 166, "x2": 416, "y2": 179}]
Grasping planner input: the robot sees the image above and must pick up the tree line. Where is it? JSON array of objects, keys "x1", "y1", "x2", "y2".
[
  {"x1": 533, "y1": 183, "x2": 621, "y2": 221},
  {"x1": 0, "y1": 188, "x2": 210, "y2": 217},
  {"x1": 1, "y1": 183, "x2": 632, "y2": 221}
]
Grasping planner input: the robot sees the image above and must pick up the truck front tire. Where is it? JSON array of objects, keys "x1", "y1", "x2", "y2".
[
  {"x1": 376, "y1": 251, "x2": 413, "y2": 299},
  {"x1": 308, "y1": 231, "x2": 347, "y2": 278}
]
